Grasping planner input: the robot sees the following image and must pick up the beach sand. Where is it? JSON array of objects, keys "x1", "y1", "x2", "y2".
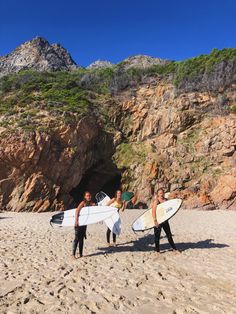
[{"x1": 0, "y1": 209, "x2": 236, "y2": 314}]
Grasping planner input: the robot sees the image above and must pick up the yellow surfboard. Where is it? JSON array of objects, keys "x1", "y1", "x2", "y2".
[{"x1": 132, "y1": 199, "x2": 182, "y2": 231}]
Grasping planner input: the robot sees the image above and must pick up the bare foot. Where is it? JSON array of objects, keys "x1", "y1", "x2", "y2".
[
  {"x1": 71, "y1": 255, "x2": 77, "y2": 260},
  {"x1": 113, "y1": 243, "x2": 117, "y2": 247},
  {"x1": 107, "y1": 243, "x2": 112, "y2": 247}
]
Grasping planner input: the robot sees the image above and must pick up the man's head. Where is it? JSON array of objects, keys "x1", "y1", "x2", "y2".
[
  {"x1": 156, "y1": 188, "x2": 165, "y2": 198},
  {"x1": 84, "y1": 191, "x2": 92, "y2": 202}
]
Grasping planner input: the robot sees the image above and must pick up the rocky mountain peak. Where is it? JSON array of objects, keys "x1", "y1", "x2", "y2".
[
  {"x1": 86, "y1": 60, "x2": 113, "y2": 69},
  {"x1": 0, "y1": 36, "x2": 78, "y2": 76},
  {"x1": 120, "y1": 54, "x2": 170, "y2": 69},
  {"x1": 23, "y1": 36, "x2": 48, "y2": 47}
]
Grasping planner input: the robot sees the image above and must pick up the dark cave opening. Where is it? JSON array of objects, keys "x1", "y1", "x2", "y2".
[
  {"x1": 100, "y1": 174, "x2": 122, "y2": 198},
  {"x1": 69, "y1": 162, "x2": 121, "y2": 206}
]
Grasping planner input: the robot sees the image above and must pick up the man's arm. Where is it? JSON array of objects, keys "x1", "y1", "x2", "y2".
[{"x1": 75, "y1": 201, "x2": 84, "y2": 227}]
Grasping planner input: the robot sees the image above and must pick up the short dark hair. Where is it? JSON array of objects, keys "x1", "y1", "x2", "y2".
[
  {"x1": 156, "y1": 188, "x2": 165, "y2": 194},
  {"x1": 84, "y1": 191, "x2": 91, "y2": 197}
]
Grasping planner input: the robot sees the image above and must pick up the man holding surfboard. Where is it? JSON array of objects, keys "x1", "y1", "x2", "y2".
[
  {"x1": 152, "y1": 188, "x2": 179, "y2": 254},
  {"x1": 72, "y1": 191, "x2": 95, "y2": 259}
]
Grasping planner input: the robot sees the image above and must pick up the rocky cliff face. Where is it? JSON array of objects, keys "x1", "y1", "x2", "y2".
[
  {"x1": 0, "y1": 117, "x2": 118, "y2": 212},
  {"x1": 0, "y1": 40, "x2": 235, "y2": 211},
  {"x1": 0, "y1": 37, "x2": 77, "y2": 77},
  {"x1": 86, "y1": 55, "x2": 169, "y2": 70},
  {"x1": 120, "y1": 55, "x2": 170, "y2": 69},
  {"x1": 112, "y1": 81, "x2": 236, "y2": 210}
]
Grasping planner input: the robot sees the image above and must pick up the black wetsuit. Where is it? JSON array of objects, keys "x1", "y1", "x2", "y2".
[
  {"x1": 72, "y1": 200, "x2": 91, "y2": 257},
  {"x1": 106, "y1": 228, "x2": 116, "y2": 244},
  {"x1": 154, "y1": 220, "x2": 177, "y2": 252}
]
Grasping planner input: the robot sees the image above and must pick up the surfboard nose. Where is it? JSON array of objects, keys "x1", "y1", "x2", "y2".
[{"x1": 50, "y1": 212, "x2": 64, "y2": 226}]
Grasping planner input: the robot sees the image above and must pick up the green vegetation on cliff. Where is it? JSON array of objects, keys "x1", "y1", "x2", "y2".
[
  {"x1": 0, "y1": 69, "x2": 89, "y2": 109},
  {"x1": 173, "y1": 48, "x2": 236, "y2": 86},
  {"x1": 113, "y1": 142, "x2": 148, "y2": 189},
  {"x1": 0, "y1": 48, "x2": 235, "y2": 132},
  {"x1": 80, "y1": 48, "x2": 236, "y2": 91},
  {"x1": 0, "y1": 69, "x2": 109, "y2": 131},
  {"x1": 230, "y1": 105, "x2": 236, "y2": 114},
  {"x1": 113, "y1": 142, "x2": 147, "y2": 169}
]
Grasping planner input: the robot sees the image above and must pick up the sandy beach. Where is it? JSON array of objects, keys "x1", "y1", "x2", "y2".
[{"x1": 1, "y1": 209, "x2": 236, "y2": 314}]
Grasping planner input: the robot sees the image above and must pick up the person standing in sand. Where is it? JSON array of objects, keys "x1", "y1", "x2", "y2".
[
  {"x1": 152, "y1": 188, "x2": 179, "y2": 254},
  {"x1": 72, "y1": 191, "x2": 95, "y2": 259},
  {"x1": 106, "y1": 190, "x2": 125, "y2": 247}
]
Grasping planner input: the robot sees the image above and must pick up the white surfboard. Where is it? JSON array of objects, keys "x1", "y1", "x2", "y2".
[
  {"x1": 50, "y1": 206, "x2": 117, "y2": 227},
  {"x1": 95, "y1": 191, "x2": 121, "y2": 235},
  {"x1": 132, "y1": 199, "x2": 182, "y2": 232},
  {"x1": 96, "y1": 191, "x2": 110, "y2": 206},
  {"x1": 104, "y1": 212, "x2": 121, "y2": 235}
]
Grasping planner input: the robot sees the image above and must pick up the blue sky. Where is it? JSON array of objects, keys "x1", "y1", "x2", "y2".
[{"x1": 0, "y1": 0, "x2": 235, "y2": 66}]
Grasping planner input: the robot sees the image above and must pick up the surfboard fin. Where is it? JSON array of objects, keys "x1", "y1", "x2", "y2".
[{"x1": 50, "y1": 219, "x2": 54, "y2": 228}]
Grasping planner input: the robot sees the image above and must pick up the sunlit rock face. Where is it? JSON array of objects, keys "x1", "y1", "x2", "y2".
[
  {"x1": 0, "y1": 38, "x2": 235, "y2": 211},
  {"x1": 0, "y1": 37, "x2": 78, "y2": 77}
]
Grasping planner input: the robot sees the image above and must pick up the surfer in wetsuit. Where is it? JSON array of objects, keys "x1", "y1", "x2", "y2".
[
  {"x1": 152, "y1": 188, "x2": 179, "y2": 254},
  {"x1": 72, "y1": 191, "x2": 95, "y2": 259},
  {"x1": 106, "y1": 190, "x2": 125, "y2": 246}
]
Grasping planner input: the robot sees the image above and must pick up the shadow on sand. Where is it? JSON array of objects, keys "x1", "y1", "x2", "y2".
[
  {"x1": 0, "y1": 217, "x2": 12, "y2": 220},
  {"x1": 87, "y1": 235, "x2": 229, "y2": 257}
]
